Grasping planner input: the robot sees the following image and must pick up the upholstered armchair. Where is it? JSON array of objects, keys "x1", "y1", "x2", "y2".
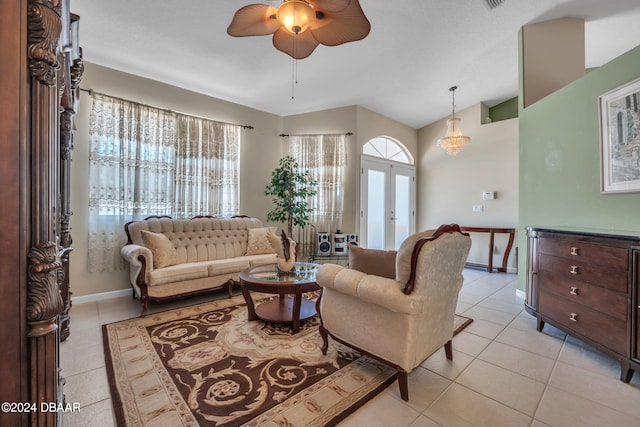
[{"x1": 315, "y1": 224, "x2": 471, "y2": 401}]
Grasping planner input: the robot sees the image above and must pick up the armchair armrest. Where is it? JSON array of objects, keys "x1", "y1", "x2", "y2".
[
  {"x1": 317, "y1": 264, "x2": 424, "y2": 315},
  {"x1": 121, "y1": 244, "x2": 153, "y2": 289}
]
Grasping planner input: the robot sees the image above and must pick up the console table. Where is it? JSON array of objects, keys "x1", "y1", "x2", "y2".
[
  {"x1": 461, "y1": 227, "x2": 515, "y2": 272},
  {"x1": 526, "y1": 226, "x2": 640, "y2": 383}
]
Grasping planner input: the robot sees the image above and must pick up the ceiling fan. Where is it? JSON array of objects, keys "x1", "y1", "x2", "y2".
[{"x1": 227, "y1": 0, "x2": 371, "y2": 59}]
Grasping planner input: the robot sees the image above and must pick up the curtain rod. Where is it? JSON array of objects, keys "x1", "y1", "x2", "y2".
[
  {"x1": 79, "y1": 88, "x2": 254, "y2": 130},
  {"x1": 279, "y1": 132, "x2": 353, "y2": 137}
]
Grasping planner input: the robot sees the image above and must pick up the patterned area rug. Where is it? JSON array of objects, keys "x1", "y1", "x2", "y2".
[{"x1": 103, "y1": 294, "x2": 472, "y2": 426}]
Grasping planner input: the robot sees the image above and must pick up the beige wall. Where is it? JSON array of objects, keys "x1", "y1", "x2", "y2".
[
  {"x1": 417, "y1": 103, "x2": 519, "y2": 270},
  {"x1": 71, "y1": 63, "x2": 417, "y2": 298},
  {"x1": 521, "y1": 18, "x2": 585, "y2": 108}
]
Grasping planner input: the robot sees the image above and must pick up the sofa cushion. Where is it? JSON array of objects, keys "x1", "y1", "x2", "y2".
[
  {"x1": 245, "y1": 227, "x2": 277, "y2": 255},
  {"x1": 204, "y1": 258, "x2": 250, "y2": 276},
  {"x1": 141, "y1": 230, "x2": 178, "y2": 268},
  {"x1": 148, "y1": 262, "x2": 209, "y2": 286},
  {"x1": 245, "y1": 253, "x2": 278, "y2": 267},
  {"x1": 348, "y1": 245, "x2": 397, "y2": 279}
]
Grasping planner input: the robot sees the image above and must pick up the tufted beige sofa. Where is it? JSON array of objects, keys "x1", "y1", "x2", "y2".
[{"x1": 121, "y1": 216, "x2": 277, "y2": 316}]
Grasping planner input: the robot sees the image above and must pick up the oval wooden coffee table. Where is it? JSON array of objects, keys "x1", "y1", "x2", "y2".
[{"x1": 239, "y1": 262, "x2": 320, "y2": 334}]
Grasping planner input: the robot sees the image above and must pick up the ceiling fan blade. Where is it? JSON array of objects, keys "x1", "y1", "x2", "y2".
[
  {"x1": 310, "y1": 0, "x2": 370, "y2": 46},
  {"x1": 272, "y1": 28, "x2": 319, "y2": 59},
  {"x1": 227, "y1": 4, "x2": 279, "y2": 37},
  {"x1": 308, "y1": 0, "x2": 351, "y2": 13}
]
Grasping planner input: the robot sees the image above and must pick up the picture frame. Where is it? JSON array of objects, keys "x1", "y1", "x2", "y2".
[{"x1": 599, "y1": 77, "x2": 640, "y2": 193}]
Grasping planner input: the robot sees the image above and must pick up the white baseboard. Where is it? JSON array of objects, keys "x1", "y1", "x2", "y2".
[
  {"x1": 516, "y1": 289, "x2": 526, "y2": 300},
  {"x1": 71, "y1": 288, "x2": 131, "y2": 305}
]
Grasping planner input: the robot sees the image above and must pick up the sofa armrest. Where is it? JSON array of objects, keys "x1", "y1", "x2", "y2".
[
  {"x1": 317, "y1": 264, "x2": 423, "y2": 315},
  {"x1": 121, "y1": 244, "x2": 153, "y2": 289}
]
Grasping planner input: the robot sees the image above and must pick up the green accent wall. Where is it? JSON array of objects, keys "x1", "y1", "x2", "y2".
[
  {"x1": 489, "y1": 97, "x2": 518, "y2": 122},
  {"x1": 518, "y1": 44, "x2": 640, "y2": 291}
]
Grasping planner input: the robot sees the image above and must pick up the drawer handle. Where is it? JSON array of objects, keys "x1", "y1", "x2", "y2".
[
  {"x1": 569, "y1": 312, "x2": 579, "y2": 322},
  {"x1": 570, "y1": 247, "x2": 580, "y2": 256},
  {"x1": 569, "y1": 286, "x2": 579, "y2": 296},
  {"x1": 570, "y1": 265, "x2": 579, "y2": 275}
]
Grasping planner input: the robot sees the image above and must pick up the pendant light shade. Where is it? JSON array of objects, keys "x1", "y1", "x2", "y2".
[
  {"x1": 437, "y1": 86, "x2": 470, "y2": 155},
  {"x1": 277, "y1": 0, "x2": 315, "y2": 34}
]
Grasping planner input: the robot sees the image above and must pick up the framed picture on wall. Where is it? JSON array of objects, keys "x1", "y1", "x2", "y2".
[{"x1": 599, "y1": 77, "x2": 640, "y2": 193}]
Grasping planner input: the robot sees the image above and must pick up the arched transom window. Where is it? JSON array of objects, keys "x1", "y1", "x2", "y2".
[{"x1": 363, "y1": 136, "x2": 412, "y2": 164}]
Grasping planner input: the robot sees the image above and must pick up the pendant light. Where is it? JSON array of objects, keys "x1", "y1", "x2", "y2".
[{"x1": 437, "y1": 86, "x2": 470, "y2": 155}]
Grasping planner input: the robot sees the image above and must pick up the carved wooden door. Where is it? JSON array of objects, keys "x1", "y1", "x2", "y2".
[{"x1": 0, "y1": 1, "x2": 82, "y2": 425}]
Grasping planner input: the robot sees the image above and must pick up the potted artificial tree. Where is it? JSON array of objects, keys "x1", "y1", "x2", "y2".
[{"x1": 264, "y1": 155, "x2": 318, "y2": 239}]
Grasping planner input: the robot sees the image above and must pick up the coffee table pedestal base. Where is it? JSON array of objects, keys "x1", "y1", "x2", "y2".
[{"x1": 253, "y1": 297, "x2": 317, "y2": 333}]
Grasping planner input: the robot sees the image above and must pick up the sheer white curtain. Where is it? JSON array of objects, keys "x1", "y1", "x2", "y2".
[
  {"x1": 88, "y1": 94, "x2": 176, "y2": 272},
  {"x1": 287, "y1": 134, "x2": 347, "y2": 256},
  {"x1": 174, "y1": 116, "x2": 240, "y2": 218},
  {"x1": 87, "y1": 93, "x2": 241, "y2": 272}
]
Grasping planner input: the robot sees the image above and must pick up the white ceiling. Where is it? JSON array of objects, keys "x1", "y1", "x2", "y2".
[{"x1": 70, "y1": 0, "x2": 640, "y2": 129}]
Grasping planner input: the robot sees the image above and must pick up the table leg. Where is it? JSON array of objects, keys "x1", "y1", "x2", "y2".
[
  {"x1": 292, "y1": 287, "x2": 302, "y2": 333},
  {"x1": 488, "y1": 230, "x2": 495, "y2": 273},
  {"x1": 240, "y1": 280, "x2": 258, "y2": 321}
]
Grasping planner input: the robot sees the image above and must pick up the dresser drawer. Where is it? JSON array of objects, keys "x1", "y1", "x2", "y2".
[
  {"x1": 538, "y1": 271, "x2": 627, "y2": 321},
  {"x1": 539, "y1": 289, "x2": 627, "y2": 356},
  {"x1": 539, "y1": 253, "x2": 627, "y2": 293},
  {"x1": 539, "y1": 237, "x2": 627, "y2": 270}
]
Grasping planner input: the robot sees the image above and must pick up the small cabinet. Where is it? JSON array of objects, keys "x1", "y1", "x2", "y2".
[{"x1": 526, "y1": 227, "x2": 640, "y2": 383}]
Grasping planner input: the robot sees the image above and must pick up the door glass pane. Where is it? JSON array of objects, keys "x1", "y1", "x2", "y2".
[
  {"x1": 367, "y1": 170, "x2": 386, "y2": 249},
  {"x1": 394, "y1": 174, "x2": 410, "y2": 249}
]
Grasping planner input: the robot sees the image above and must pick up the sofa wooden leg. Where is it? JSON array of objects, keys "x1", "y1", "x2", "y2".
[
  {"x1": 140, "y1": 297, "x2": 148, "y2": 317},
  {"x1": 227, "y1": 279, "x2": 235, "y2": 298},
  {"x1": 444, "y1": 340, "x2": 453, "y2": 360},
  {"x1": 397, "y1": 370, "x2": 409, "y2": 401},
  {"x1": 319, "y1": 325, "x2": 329, "y2": 355}
]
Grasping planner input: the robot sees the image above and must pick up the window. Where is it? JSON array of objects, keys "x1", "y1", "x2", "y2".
[
  {"x1": 287, "y1": 134, "x2": 348, "y2": 255},
  {"x1": 87, "y1": 93, "x2": 241, "y2": 272},
  {"x1": 363, "y1": 136, "x2": 412, "y2": 164}
]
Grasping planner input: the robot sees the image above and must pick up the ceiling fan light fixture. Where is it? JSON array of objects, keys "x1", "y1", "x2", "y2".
[
  {"x1": 277, "y1": 0, "x2": 315, "y2": 34},
  {"x1": 227, "y1": 0, "x2": 370, "y2": 59},
  {"x1": 437, "y1": 86, "x2": 471, "y2": 155}
]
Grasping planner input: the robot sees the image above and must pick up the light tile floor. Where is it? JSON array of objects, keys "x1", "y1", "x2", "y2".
[{"x1": 61, "y1": 269, "x2": 640, "y2": 426}]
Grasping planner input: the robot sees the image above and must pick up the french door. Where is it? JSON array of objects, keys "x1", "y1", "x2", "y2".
[{"x1": 360, "y1": 156, "x2": 416, "y2": 250}]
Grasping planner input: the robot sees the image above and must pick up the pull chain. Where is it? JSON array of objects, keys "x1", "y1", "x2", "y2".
[{"x1": 291, "y1": 55, "x2": 296, "y2": 100}]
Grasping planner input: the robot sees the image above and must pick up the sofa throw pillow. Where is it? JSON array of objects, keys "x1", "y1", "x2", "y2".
[
  {"x1": 246, "y1": 227, "x2": 277, "y2": 255},
  {"x1": 348, "y1": 245, "x2": 397, "y2": 279},
  {"x1": 141, "y1": 230, "x2": 178, "y2": 269}
]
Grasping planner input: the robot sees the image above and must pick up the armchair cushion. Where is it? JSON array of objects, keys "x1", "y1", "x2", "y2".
[
  {"x1": 348, "y1": 245, "x2": 397, "y2": 279},
  {"x1": 141, "y1": 230, "x2": 178, "y2": 269}
]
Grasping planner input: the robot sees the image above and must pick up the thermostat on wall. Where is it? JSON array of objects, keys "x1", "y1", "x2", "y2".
[{"x1": 482, "y1": 191, "x2": 495, "y2": 200}]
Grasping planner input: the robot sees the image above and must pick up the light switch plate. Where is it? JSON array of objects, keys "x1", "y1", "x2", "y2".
[{"x1": 482, "y1": 191, "x2": 495, "y2": 200}]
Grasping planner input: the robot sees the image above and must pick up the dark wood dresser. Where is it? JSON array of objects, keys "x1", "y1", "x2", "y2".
[{"x1": 526, "y1": 227, "x2": 640, "y2": 382}]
